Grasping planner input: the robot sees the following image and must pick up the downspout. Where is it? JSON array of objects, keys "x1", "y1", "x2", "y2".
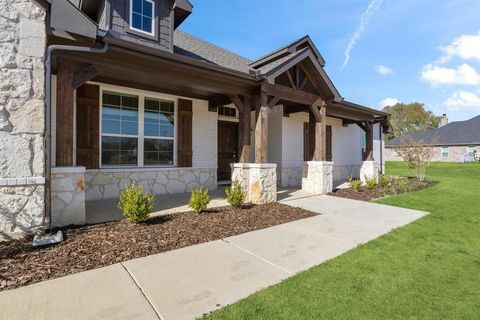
[
  {"x1": 379, "y1": 123, "x2": 383, "y2": 174},
  {"x1": 44, "y1": 41, "x2": 109, "y2": 233}
]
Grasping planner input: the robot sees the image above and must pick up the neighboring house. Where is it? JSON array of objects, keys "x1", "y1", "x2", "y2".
[
  {"x1": 386, "y1": 115, "x2": 480, "y2": 162},
  {"x1": 0, "y1": 0, "x2": 390, "y2": 239}
]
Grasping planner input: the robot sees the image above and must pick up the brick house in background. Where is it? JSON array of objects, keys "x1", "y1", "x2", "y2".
[
  {"x1": 386, "y1": 115, "x2": 480, "y2": 162},
  {"x1": 0, "y1": 0, "x2": 391, "y2": 240}
]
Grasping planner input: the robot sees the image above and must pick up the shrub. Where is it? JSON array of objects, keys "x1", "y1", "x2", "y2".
[
  {"x1": 189, "y1": 187, "x2": 210, "y2": 213},
  {"x1": 365, "y1": 177, "x2": 378, "y2": 190},
  {"x1": 379, "y1": 174, "x2": 390, "y2": 187},
  {"x1": 348, "y1": 177, "x2": 362, "y2": 192},
  {"x1": 383, "y1": 185, "x2": 398, "y2": 196},
  {"x1": 117, "y1": 181, "x2": 155, "y2": 223},
  {"x1": 225, "y1": 180, "x2": 246, "y2": 208}
]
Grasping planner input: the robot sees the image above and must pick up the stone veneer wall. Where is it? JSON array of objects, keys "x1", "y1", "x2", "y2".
[
  {"x1": 333, "y1": 165, "x2": 362, "y2": 185},
  {"x1": 85, "y1": 168, "x2": 217, "y2": 201},
  {"x1": 280, "y1": 166, "x2": 302, "y2": 188},
  {"x1": 0, "y1": 0, "x2": 46, "y2": 240},
  {"x1": 51, "y1": 167, "x2": 86, "y2": 227},
  {"x1": 302, "y1": 161, "x2": 333, "y2": 194},
  {"x1": 232, "y1": 164, "x2": 277, "y2": 204}
]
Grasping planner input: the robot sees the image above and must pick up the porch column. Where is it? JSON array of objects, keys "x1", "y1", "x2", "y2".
[
  {"x1": 360, "y1": 120, "x2": 379, "y2": 181},
  {"x1": 302, "y1": 101, "x2": 333, "y2": 194},
  {"x1": 255, "y1": 89, "x2": 269, "y2": 163},
  {"x1": 231, "y1": 87, "x2": 276, "y2": 204},
  {"x1": 56, "y1": 57, "x2": 75, "y2": 166},
  {"x1": 365, "y1": 121, "x2": 374, "y2": 161},
  {"x1": 230, "y1": 94, "x2": 251, "y2": 163}
]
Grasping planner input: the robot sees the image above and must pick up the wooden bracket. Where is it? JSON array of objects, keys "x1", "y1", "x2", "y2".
[{"x1": 74, "y1": 65, "x2": 101, "y2": 90}]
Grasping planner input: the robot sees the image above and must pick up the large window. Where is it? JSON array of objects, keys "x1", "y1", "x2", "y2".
[
  {"x1": 441, "y1": 146, "x2": 449, "y2": 158},
  {"x1": 144, "y1": 98, "x2": 174, "y2": 165},
  {"x1": 467, "y1": 146, "x2": 476, "y2": 157},
  {"x1": 102, "y1": 91, "x2": 139, "y2": 166},
  {"x1": 101, "y1": 90, "x2": 175, "y2": 167},
  {"x1": 130, "y1": 0, "x2": 154, "y2": 35}
]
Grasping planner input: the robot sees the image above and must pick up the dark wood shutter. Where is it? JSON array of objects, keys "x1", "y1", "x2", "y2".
[
  {"x1": 76, "y1": 84, "x2": 100, "y2": 169},
  {"x1": 303, "y1": 122, "x2": 310, "y2": 161},
  {"x1": 177, "y1": 98, "x2": 193, "y2": 167},
  {"x1": 326, "y1": 125, "x2": 332, "y2": 161}
]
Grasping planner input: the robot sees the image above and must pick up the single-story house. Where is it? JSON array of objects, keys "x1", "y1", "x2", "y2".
[
  {"x1": 0, "y1": 0, "x2": 390, "y2": 239},
  {"x1": 386, "y1": 115, "x2": 480, "y2": 162}
]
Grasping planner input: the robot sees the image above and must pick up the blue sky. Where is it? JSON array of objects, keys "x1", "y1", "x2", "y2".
[{"x1": 179, "y1": 0, "x2": 480, "y2": 122}]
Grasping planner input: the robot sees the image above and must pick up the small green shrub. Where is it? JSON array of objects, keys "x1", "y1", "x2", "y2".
[
  {"x1": 225, "y1": 180, "x2": 246, "y2": 208},
  {"x1": 379, "y1": 174, "x2": 390, "y2": 187},
  {"x1": 383, "y1": 185, "x2": 398, "y2": 196},
  {"x1": 189, "y1": 187, "x2": 210, "y2": 213},
  {"x1": 117, "y1": 181, "x2": 155, "y2": 223},
  {"x1": 348, "y1": 177, "x2": 362, "y2": 192},
  {"x1": 365, "y1": 177, "x2": 378, "y2": 190}
]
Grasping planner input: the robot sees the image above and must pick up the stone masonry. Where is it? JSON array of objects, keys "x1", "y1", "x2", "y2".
[
  {"x1": 85, "y1": 168, "x2": 217, "y2": 201},
  {"x1": 232, "y1": 163, "x2": 277, "y2": 204},
  {"x1": 51, "y1": 167, "x2": 86, "y2": 227},
  {"x1": 302, "y1": 161, "x2": 333, "y2": 194},
  {"x1": 0, "y1": 0, "x2": 46, "y2": 240}
]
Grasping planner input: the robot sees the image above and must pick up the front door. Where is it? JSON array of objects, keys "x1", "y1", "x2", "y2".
[{"x1": 217, "y1": 121, "x2": 239, "y2": 181}]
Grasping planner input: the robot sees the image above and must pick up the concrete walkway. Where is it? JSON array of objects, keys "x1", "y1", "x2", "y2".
[{"x1": 0, "y1": 195, "x2": 427, "y2": 320}]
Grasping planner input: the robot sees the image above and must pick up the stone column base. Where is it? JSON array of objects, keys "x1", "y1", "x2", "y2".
[
  {"x1": 360, "y1": 161, "x2": 380, "y2": 182},
  {"x1": 302, "y1": 161, "x2": 333, "y2": 194},
  {"x1": 231, "y1": 163, "x2": 277, "y2": 204},
  {"x1": 51, "y1": 167, "x2": 86, "y2": 227}
]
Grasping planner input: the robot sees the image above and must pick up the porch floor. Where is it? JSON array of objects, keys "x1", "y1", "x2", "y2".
[{"x1": 85, "y1": 188, "x2": 310, "y2": 225}]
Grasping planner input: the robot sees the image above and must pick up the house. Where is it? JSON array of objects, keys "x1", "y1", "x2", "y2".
[
  {"x1": 0, "y1": 0, "x2": 390, "y2": 239},
  {"x1": 386, "y1": 115, "x2": 480, "y2": 162}
]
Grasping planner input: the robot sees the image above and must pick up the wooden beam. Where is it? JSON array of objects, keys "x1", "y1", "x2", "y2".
[
  {"x1": 261, "y1": 82, "x2": 319, "y2": 106},
  {"x1": 208, "y1": 95, "x2": 231, "y2": 112},
  {"x1": 308, "y1": 98, "x2": 324, "y2": 122},
  {"x1": 255, "y1": 89, "x2": 269, "y2": 163},
  {"x1": 313, "y1": 106, "x2": 327, "y2": 161},
  {"x1": 228, "y1": 94, "x2": 245, "y2": 113},
  {"x1": 56, "y1": 57, "x2": 75, "y2": 166},
  {"x1": 298, "y1": 63, "x2": 323, "y2": 95},
  {"x1": 238, "y1": 96, "x2": 252, "y2": 163},
  {"x1": 299, "y1": 76, "x2": 309, "y2": 90},
  {"x1": 286, "y1": 69, "x2": 296, "y2": 89},
  {"x1": 268, "y1": 96, "x2": 281, "y2": 108},
  {"x1": 295, "y1": 66, "x2": 300, "y2": 88},
  {"x1": 365, "y1": 121, "x2": 374, "y2": 161},
  {"x1": 73, "y1": 64, "x2": 100, "y2": 89}
]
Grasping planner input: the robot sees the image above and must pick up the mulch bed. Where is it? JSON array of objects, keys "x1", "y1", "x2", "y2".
[
  {"x1": 0, "y1": 203, "x2": 315, "y2": 292},
  {"x1": 330, "y1": 179, "x2": 435, "y2": 202}
]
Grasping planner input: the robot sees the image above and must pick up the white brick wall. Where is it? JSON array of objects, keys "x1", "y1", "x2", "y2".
[
  {"x1": 282, "y1": 111, "x2": 308, "y2": 167},
  {"x1": 192, "y1": 99, "x2": 218, "y2": 168}
]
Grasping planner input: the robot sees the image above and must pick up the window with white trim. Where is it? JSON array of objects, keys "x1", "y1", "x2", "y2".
[
  {"x1": 130, "y1": 0, "x2": 154, "y2": 35},
  {"x1": 441, "y1": 146, "x2": 449, "y2": 158},
  {"x1": 467, "y1": 146, "x2": 476, "y2": 157},
  {"x1": 101, "y1": 90, "x2": 175, "y2": 167},
  {"x1": 144, "y1": 98, "x2": 175, "y2": 165},
  {"x1": 101, "y1": 91, "x2": 139, "y2": 166}
]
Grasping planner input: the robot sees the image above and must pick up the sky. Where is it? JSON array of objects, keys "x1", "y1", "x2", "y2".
[{"x1": 179, "y1": 0, "x2": 480, "y2": 122}]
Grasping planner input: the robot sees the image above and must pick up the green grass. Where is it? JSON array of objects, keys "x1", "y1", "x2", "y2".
[{"x1": 207, "y1": 162, "x2": 480, "y2": 319}]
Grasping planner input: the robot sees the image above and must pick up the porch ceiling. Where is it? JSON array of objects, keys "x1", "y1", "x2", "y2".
[{"x1": 53, "y1": 43, "x2": 258, "y2": 101}]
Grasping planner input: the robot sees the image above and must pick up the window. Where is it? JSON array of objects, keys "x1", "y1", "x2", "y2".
[
  {"x1": 144, "y1": 98, "x2": 175, "y2": 165},
  {"x1": 101, "y1": 90, "x2": 176, "y2": 167},
  {"x1": 130, "y1": 0, "x2": 154, "y2": 35},
  {"x1": 102, "y1": 91, "x2": 139, "y2": 166},
  {"x1": 441, "y1": 146, "x2": 449, "y2": 158},
  {"x1": 467, "y1": 146, "x2": 476, "y2": 157},
  {"x1": 219, "y1": 106, "x2": 237, "y2": 118}
]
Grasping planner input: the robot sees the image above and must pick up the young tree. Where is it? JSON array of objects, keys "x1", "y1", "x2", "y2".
[
  {"x1": 396, "y1": 135, "x2": 437, "y2": 181},
  {"x1": 383, "y1": 102, "x2": 442, "y2": 140}
]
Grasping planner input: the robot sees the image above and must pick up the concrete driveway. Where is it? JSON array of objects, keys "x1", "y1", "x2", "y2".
[{"x1": 0, "y1": 195, "x2": 427, "y2": 320}]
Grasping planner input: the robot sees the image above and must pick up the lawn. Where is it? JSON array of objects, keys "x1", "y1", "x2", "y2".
[{"x1": 207, "y1": 162, "x2": 480, "y2": 319}]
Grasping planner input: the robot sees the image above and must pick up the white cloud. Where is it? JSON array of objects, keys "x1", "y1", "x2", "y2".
[
  {"x1": 342, "y1": 0, "x2": 384, "y2": 69},
  {"x1": 420, "y1": 63, "x2": 480, "y2": 86},
  {"x1": 439, "y1": 31, "x2": 480, "y2": 63},
  {"x1": 380, "y1": 98, "x2": 401, "y2": 107},
  {"x1": 375, "y1": 64, "x2": 394, "y2": 76},
  {"x1": 443, "y1": 90, "x2": 480, "y2": 111}
]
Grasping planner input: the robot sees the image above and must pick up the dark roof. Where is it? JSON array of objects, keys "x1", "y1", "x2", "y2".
[
  {"x1": 173, "y1": 30, "x2": 253, "y2": 74},
  {"x1": 386, "y1": 115, "x2": 480, "y2": 147}
]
